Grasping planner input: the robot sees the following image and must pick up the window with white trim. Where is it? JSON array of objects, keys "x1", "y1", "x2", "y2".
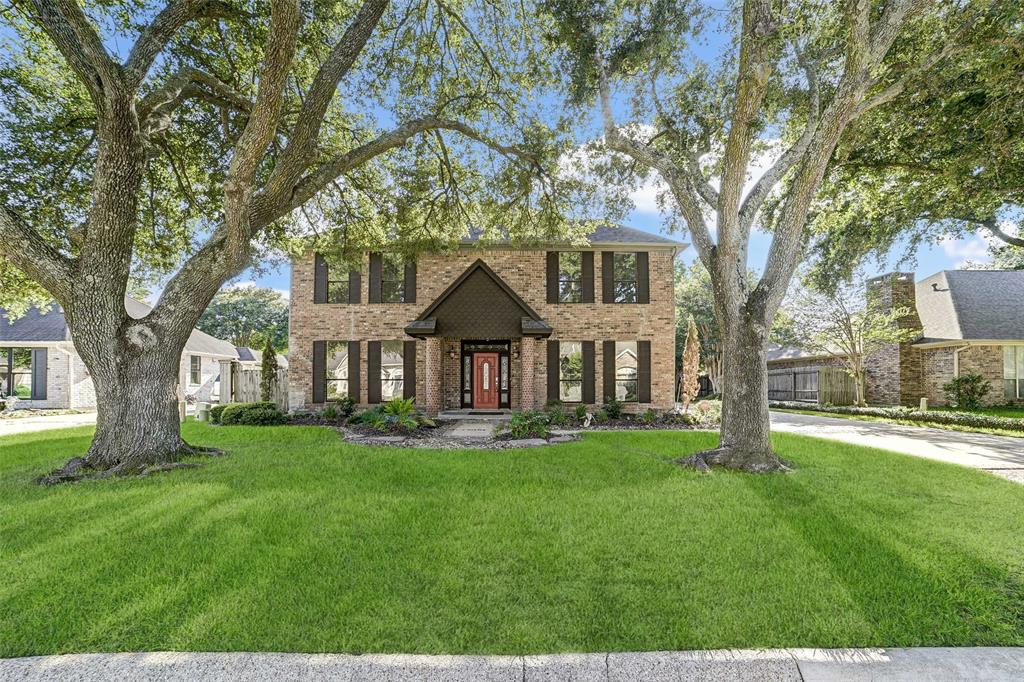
[
  {"x1": 189, "y1": 355, "x2": 202, "y2": 385},
  {"x1": 614, "y1": 341, "x2": 638, "y2": 401},
  {"x1": 1003, "y1": 346, "x2": 1024, "y2": 400},
  {"x1": 381, "y1": 340, "x2": 404, "y2": 400},
  {"x1": 559, "y1": 341, "x2": 583, "y2": 402},
  {"x1": 0, "y1": 348, "x2": 32, "y2": 398},
  {"x1": 326, "y1": 342, "x2": 350, "y2": 400}
]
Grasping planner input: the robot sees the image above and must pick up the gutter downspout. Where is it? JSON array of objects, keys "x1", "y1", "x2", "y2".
[{"x1": 952, "y1": 343, "x2": 969, "y2": 378}]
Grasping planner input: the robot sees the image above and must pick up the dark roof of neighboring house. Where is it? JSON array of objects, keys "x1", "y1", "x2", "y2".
[
  {"x1": 915, "y1": 270, "x2": 1024, "y2": 342},
  {"x1": 0, "y1": 299, "x2": 237, "y2": 357},
  {"x1": 459, "y1": 224, "x2": 683, "y2": 247},
  {"x1": 0, "y1": 305, "x2": 70, "y2": 342},
  {"x1": 234, "y1": 346, "x2": 289, "y2": 367}
]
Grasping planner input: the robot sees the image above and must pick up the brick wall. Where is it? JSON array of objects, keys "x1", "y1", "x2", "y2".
[
  {"x1": 289, "y1": 247, "x2": 677, "y2": 413},
  {"x1": 864, "y1": 272, "x2": 923, "y2": 406}
]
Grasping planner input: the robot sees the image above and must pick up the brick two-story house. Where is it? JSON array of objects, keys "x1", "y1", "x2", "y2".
[{"x1": 288, "y1": 226, "x2": 683, "y2": 415}]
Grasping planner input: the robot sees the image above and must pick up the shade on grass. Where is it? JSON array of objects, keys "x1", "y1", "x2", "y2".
[{"x1": 1, "y1": 423, "x2": 1022, "y2": 656}]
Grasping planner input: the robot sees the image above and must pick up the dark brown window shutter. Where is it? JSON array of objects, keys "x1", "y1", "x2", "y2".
[
  {"x1": 546, "y1": 340, "x2": 560, "y2": 403},
  {"x1": 31, "y1": 349, "x2": 47, "y2": 400},
  {"x1": 368, "y1": 253, "x2": 382, "y2": 303},
  {"x1": 601, "y1": 251, "x2": 614, "y2": 303},
  {"x1": 403, "y1": 340, "x2": 417, "y2": 399},
  {"x1": 347, "y1": 341, "x2": 360, "y2": 399},
  {"x1": 582, "y1": 341, "x2": 595, "y2": 404},
  {"x1": 367, "y1": 341, "x2": 381, "y2": 403},
  {"x1": 546, "y1": 252, "x2": 559, "y2": 304},
  {"x1": 636, "y1": 251, "x2": 650, "y2": 304},
  {"x1": 637, "y1": 340, "x2": 652, "y2": 402},
  {"x1": 404, "y1": 261, "x2": 417, "y2": 303},
  {"x1": 348, "y1": 268, "x2": 361, "y2": 304},
  {"x1": 602, "y1": 340, "x2": 616, "y2": 401},
  {"x1": 313, "y1": 253, "x2": 328, "y2": 303},
  {"x1": 312, "y1": 340, "x2": 327, "y2": 403},
  {"x1": 581, "y1": 252, "x2": 594, "y2": 303}
]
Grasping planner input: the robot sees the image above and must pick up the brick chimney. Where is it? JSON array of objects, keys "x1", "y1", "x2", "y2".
[{"x1": 864, "y1": 272, "x2": 923, "y2": 405}]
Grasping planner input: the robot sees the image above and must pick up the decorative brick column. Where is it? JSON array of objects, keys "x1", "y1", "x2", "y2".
[
  {"x1": 424, "y1": 337, "x2": 443, "y2": 416},
  {"x1": 519, "y1": 337, "x2": 537, "y2": 410}
]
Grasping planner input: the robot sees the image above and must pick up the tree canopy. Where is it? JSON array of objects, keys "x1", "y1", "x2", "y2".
[
  {"x1": 196, "y1": 286, "x2": 289, "y2": 350},
  {"x1": 806, "y1": 0, "x2": 1023, "y2": 284}
]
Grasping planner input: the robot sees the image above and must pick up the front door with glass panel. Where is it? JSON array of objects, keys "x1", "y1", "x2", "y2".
[{"x1": 473, "y1": 353, "x2": 499, "y2": 409}]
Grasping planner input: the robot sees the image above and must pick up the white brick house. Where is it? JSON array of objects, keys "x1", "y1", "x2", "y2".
[{"x1": 0, "y1": 298, "x2": 238, "y2": 410}]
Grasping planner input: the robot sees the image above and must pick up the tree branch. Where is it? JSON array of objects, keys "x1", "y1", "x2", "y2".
[
  {"x1": 0, "y1": 205, "x2": 75, "y2": 303},
  {"x1": 137, "y1": 66, "x2": 253, "y2": 131},
  {"x1": 738, "y1": 45, "x2": 821, "y2": 231},
  {"x1": 124, "y1": 0, "x2": 238, "y2": 86},
  {"x1": 595, "y1": 54, "x2": 716, "y2": 263},
  {"x1": 29, "y1": 0, "x2": 118, "y2": 99},
  {"x1": 254, "y1": 115, "x2": 542, "y2": 227},
  {"x1": 262, "y1": 0, "x2": 389, "y2": 204}
]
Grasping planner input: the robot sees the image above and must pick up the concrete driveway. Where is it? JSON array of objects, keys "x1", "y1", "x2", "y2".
[
  {"x1": 771, "y1": 410, "x2": 1024, "y2": 481},
  {"x1": 0, "y1": 411, "x2": 97, "y2": 438}
]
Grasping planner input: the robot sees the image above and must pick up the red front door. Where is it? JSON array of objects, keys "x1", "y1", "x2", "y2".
[{"x1": 473, "y1": 353, "x2": 499, "y2": 409}]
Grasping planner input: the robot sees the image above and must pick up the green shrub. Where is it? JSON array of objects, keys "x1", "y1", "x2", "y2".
[
  {"x1": 692, "y1": 400, "x2": 723, "y2": 424},
  {"x1": 574, "y1": 404, "x2": 588, "y2": 420},
  {"x1": 349, "y1": 406, "x2": 382, "y2": 425},
  {"x1": 210, "y1": 403, "x2": 229, "y2": 424},
  {"x1": 943, "y1": 373, "x2": 992, "y2": 411},
  {"x1": 602, "y1": 397, "x2": 624, "y2": 420},
  {"x1": 369, "y1": 397, "x2": 434, "y2": 433},
  {"x1": 768, "y1": 400, "x2": 1024, "y2": 432},
  {"x1": 331, "y1": 394, "x2": 357, "y2": 418},
  {"x1": 545, "y1": 403, "x2": 569, "y2": 426},
  {"x1": 508, "y1": 410, "x2": 550, "y2": 439},
  {"x1": 639, "y1": 408, "x2": 659, "y2": 425},
  {"x1": 594, "y1": 409, "x2": 609, "y2": 424},
  {"x1": 322, "y1": 404, "x2": 338, "y2": 421},
  {"x1": 220, "y1": 401, "x2": 284, "y2": 426}
]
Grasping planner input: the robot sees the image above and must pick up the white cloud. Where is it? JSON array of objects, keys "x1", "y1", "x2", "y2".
[{"x1": 940, "y1": 234, "x2": 993, "y2": 269}]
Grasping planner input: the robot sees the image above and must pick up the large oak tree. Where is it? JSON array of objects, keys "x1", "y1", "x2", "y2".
[
  {"x1": 543, "y1": 0, "x2": 994, "y2": 470},
  {"x1": 0, "y1": 0, "x2": 594, "y2": 476}
]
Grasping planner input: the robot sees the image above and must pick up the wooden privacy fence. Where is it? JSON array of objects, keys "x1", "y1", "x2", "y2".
[
  {"x1": 231, "y1": 366, "x2": 289, "y2": 411},
  {"x1": 767, "y1": 366, "x2": 856, "y2": 406}
]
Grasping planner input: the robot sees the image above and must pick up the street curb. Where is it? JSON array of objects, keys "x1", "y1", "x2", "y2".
[{"x1": 2, "y1": 648, "x2": 1023, "y2": 681}]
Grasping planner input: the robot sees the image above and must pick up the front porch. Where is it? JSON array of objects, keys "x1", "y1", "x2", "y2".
[{"x1": 421, "y1": 336, "x2": 543, "y2": 416}]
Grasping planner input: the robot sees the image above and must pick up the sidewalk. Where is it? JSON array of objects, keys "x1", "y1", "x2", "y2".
[
  {"x1": 0, "y1": 411, "x2": 96, "y2": 438},
  {"x1": 2, "y1": 648, "x2": 1022, "y2": 681}
]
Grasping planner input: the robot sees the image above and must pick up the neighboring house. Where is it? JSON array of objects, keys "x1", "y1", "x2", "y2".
[
  {"x1": 289, "y1": 226, "x2": 684, "y2": 415},
  {"x1": 0, "y1": 298, "x2": 238, "y2": 409},
  {"x1": 235, "y1": 346, "x2": 289, "y2": 369},
  {"x1": 767, "y1": 270, "x2": 1024, "y2": 407}
]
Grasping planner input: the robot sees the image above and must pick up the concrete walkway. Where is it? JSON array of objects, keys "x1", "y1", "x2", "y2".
[
  {"x1": 771, "y1": 410, "x2": 1024, "y2": 482},
  {"x1": 2, "y1": 648, "x2": 1022, "y2": 681},
  {"x1": 0, "y1": 411, "x2": 96, "y2": 438}
]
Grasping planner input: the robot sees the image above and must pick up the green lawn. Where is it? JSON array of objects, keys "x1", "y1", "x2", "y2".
[{"x1": 2, "y1": 423, "x2": 1023, "y2": 657}]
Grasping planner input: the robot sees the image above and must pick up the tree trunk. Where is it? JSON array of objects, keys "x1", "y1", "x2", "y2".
[
  {"x1": 684, "y1": 315, "x2": 787, "y2": 472},
  {"x1": 86, "y1": 355, "x2": 187, "y2": 471},
  {"x1": 65, "y1": 311, "x2": 200, "y2": 475}
]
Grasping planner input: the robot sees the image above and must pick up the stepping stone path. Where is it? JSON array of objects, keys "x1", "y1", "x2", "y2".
[{"x1": 446, "y1": 420, "x2": 499, "y2": 440}]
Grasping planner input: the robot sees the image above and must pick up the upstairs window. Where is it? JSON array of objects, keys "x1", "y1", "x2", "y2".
[
  {"x1": 0, "y1": 348, "x2": 32, "y2": 399},
  {"x1": 327, "y1": 270, "x2": 350, "y2": 303},
  {"x1": 1004, "y1": 346, "x2": 1024, "y2": 400},
  {"x1": 189, "y1": 355, "x2": 202, "y2": 385},
  {"x1": 558, "y1": 252, "x2": 583, "y2": 303},
  {"x1": 381, "y1": 260, "x2": 406, "y2": 303},
  {"x1": 559, "y1": 341, "x2": 583, "y2": 402},
  {"x1": 612, "y1": 253, "x2": 638, "y2": 303}
]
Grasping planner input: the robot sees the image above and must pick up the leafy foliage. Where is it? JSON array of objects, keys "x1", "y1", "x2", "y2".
[
  {"x1": 369, "y1": 397, "x2": 435, "y2": 433},
  {"x1": 259, "y1": 338, "x2": 280, "y2": 403},
  {"x1": 507, "y1": 410, "x2": 550, "y2": 439},
  {"x1": 198, "y1": 287, "x2": 289, "y2": 351},
  {"x1": 210, "y1": 403, "x2": 229, "y2": 424},
  {"x1": 601, "y1": 396, "x2": 624, "y2": 420},
  {"x1": 219, "y1": 401, "x2": 285, "y2": 426},
  {"x1": 942, "y1": 374, "x2": 993, "y2": 411}
]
